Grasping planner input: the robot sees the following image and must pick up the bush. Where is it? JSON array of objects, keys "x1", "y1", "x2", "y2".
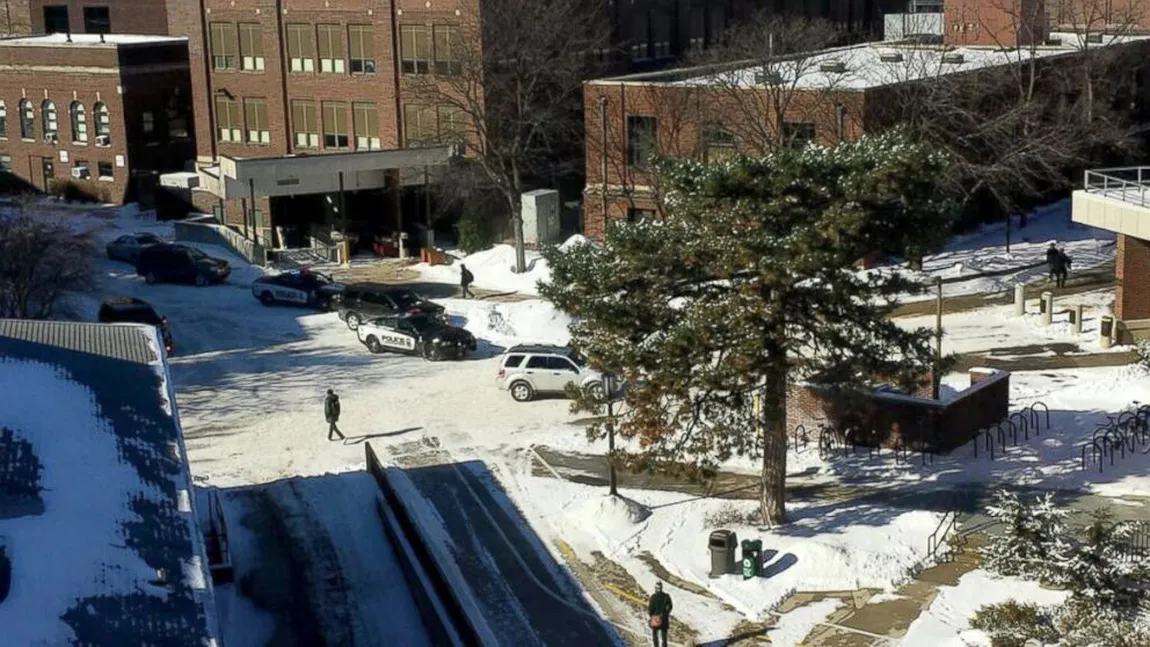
[
  {"x1": 1136, "y1": 341, "x2": 1150, "y2": 372},
  {"x1": 982, "y1": 490, "x2": 1073, "y2": 586},
  {"x1": 455, "y1": 211, "x2": 495, "y2": 255},
  {"x1": 970, "y1": 601, "x2": 1059, "y2": 647},
  {"x1": 704, "y1": 502, "x2": 762, "y2": 528},
  {"x1": 1054, "y1": 598, "x2": 1150, "y2": 647},
  {"x1": 1062, "y1": 510, "x2": 1150, "y2": 611},
  {"x1": 49, "y1": 179, "x2": 105, "y2": 203}
]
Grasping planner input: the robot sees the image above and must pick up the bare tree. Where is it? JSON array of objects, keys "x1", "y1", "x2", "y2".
[
  {"x1": 690, "y1": 13, "x2": 849, "y2": 154},
  {"x1": 0, "y1": 200, "x2": 96, "y2": 319},
  {"x1": 405, "y1": 0, "x2": 610, "y2": 272}
]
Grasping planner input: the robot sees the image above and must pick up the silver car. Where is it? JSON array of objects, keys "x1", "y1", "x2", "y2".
[
  {"x1": 496, "y1": 344, "x2": 604, "y2": 402},
  {"x1": 106, "y1": 232, "x2": 165, "y2": 264}
]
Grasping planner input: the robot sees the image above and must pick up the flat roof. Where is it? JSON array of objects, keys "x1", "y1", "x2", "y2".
[
  {"x1": 590, "y1": 32, "x2": 1150, "y2": 92},
  {"x1": 0, "y1": 320, "x2": 218, "y2": 646},
  {"x1": 0, "y1": 33, "x2": 186, "y2": 48}
]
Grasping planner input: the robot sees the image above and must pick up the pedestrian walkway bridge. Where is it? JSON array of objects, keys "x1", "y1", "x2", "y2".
[{"x1": 1072, "y1": 166, "x2": 1150, "y2": 239}]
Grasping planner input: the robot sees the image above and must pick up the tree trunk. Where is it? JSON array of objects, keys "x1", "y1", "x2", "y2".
[
  {"x1": 759, "y1": 354, "x2": 789, "y2": 526},
  {"x1": 502, "y1": 190, "x2": 526, "y2": 273}
]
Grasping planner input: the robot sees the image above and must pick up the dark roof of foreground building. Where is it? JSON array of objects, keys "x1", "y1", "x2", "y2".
[{"x1": 0, "y1": 319, "x2": 218, "y2": 646}]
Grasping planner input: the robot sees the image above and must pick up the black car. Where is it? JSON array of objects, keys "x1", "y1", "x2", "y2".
[
  {"x1": 97, "y1": 297, "x2": 175, "y2": 353},
  {"x1": 354, "y1": 313, "x2": 476, "y2": 361},
  {"x1": 251, "y1": 269, "x2": 345, "y2": 309},
  {"x1": 336, "y1": 283, "x2": 446, "y2": 330},
  {"x1": 136, "y1": 244, "x2": 231, "y2": 286},
  {"x1": 106, "y1": 232, "x2": 166, "y2": 264}
]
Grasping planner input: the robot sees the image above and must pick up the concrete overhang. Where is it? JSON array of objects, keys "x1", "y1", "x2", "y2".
[
  {"x1": 219, "y1": 146, "x2": 456, "y2": 199},
  {"x1": 1071, "y1": 168, "x2": 1150, "y2": 241}
]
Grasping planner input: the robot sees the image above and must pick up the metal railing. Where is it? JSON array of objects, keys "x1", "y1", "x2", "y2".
[{"x1": 1083, "y1": 167, "x2": 1150, "y2": 209}]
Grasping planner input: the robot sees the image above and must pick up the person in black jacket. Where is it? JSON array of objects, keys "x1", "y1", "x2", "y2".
[
  {"x1": 324, "y1": 389, "x2": 344, "y2": 441},
  {"x1": 1046, "y1": 243, "x2": 1064, "y2": 284},
  {"x1": 460, "y1": 263, "x2": 475, "y2": 299},
  {"x1": 648, "y1": 581, "x2": 672, "y2": 647},
  {"x1": 1056, "y1": 250, "x2": 1072, "y2": 288}
]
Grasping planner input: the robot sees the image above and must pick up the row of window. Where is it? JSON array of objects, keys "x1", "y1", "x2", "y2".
[
  {"x1": 0, "y1": 155, "x2": 115, "y2": 180},
  {"x1": 0, "y1": 99, "x2": 111, "y2": 145},
  {"x1": 208, "y1": 22, "x2": 462, "y2": 76},
  {"x1": 622, "y1": 116, "x2": 817, "y2": 167},
  {"x1": 214, "y1": 96, "x2": 464, "y2": 149},
  {"x1": 43, "y1": 5, "x2": 110, "y2": 35}
]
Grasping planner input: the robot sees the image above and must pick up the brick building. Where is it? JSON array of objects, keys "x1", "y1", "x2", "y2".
[
  {"x1": 945, "y1": 0, "x2": 1150, "y2": 48},
  {"x1": 0, "y1": 33, "x2": 194, "y2": 203}
]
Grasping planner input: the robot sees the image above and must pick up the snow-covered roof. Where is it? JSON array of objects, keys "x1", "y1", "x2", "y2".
[
  {"x1": 592, "y1": 32, "x2": 1150, "y2": 92},
  {"x1": 0, "y1": 320, "x2": 218, "y2": 646},
  {"x1": 0, "y1": 33, "x2": 186, "y2": 47}
]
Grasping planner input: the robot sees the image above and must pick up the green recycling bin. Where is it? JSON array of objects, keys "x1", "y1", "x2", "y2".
[{"x1": 741, "y1": 539, "x2": 763, "y2": 580}]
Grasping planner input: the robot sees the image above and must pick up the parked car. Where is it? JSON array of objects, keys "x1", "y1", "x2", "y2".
[
  {"x1": 355, "y1": 313, "x2": 476, "y2": 360},
  {"x1": 97, "y1": 297, "x2": 175, "y2": 353},
  {"x1": 136, "y1": 244, "x2": 230, "y2": 286},
  {"x1": 105, "y1": 232, "x2": 166, "y2": 264},
  {"x1": 336, "y1": 283, "x2": 446, "y2": 330},
  {"x1": 251, "y1": 268, "x2": 345, "y2": 309},
  {"x1": 496, "y1": 344, "x2": 604, "y2": 402}
]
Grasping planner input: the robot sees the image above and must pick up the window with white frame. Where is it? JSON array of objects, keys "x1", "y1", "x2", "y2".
[
  {"x1": 348, "y1": 25, "x2": 375, "y2": 74},
  {"x1": 215, "y1": 95, "x2": 242, "y2": 143},
  {"x1": 317, "y1": 24, "x2": 345, "y2": 73},
  {"x1": 41, "y1": 99, "x2": 59, "y2": 141},
  {"x1": 353, "y1": 102, "x2": 380, "y2": 150},
  {"x1": 0, "y1": 101, "x2": 7, "y2": 139},
  {"x1": 93, "y1": 102, "x2": 110, "y2": 144},
  {"x1": 291, "y1": 100, "x2": 319, "y2": 148},
  {"x1": 70, "y1": 101, "x2": 87, "y2": 143},
  {"x1": 286, "y1": 23, "x2": 316, "y2": 72},
  {"x1": 239, "y1": 23, "x2": 265, "y2": 71},
  {"x1": 19, "y1": 99, "x2": 34, "y2": 139},
  {"x1": 244, "y1": 98, "x2": 270, "y2": 144}
]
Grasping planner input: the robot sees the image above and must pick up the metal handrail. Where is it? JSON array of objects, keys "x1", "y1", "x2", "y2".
[{"x1": 1083, "y1": 167, "x2": 1150, "y2": 208}]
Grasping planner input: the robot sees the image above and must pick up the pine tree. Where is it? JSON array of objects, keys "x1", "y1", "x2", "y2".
[
  {"x1": 540, "y1": 128, "x2": 955, "y2": 525},
  {"x1": 1062, "y1": 509, "x2": 1150, "y2": 611},
  {"x1": 981, "y1": 490, "x2": 1073, "y2": 585}
]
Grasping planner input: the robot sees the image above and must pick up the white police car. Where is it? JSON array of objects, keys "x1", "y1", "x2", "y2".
[
  {"x1": 355, "y1": 314, "x2": 477, "y2": 361},
  {"x1": 251, "y1": 269, "x2": 345, "y2": 309}
]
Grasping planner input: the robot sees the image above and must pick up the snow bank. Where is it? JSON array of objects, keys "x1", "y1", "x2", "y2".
[
  {"x1": 418, "y1": 235, "x2": 589, "y2": 295},
  {"x1": 570, "y1": 495, "x2": 652, "y2": 546},
  {"x1": 769, "y1": 598, "x2": 843, "y2": 647},
  {"x1": 899, "y1": 569, "x2": 1069, "y2": 646},
  {"x1": 441, "y1": 298, "x2": 573, "y2": 347}
]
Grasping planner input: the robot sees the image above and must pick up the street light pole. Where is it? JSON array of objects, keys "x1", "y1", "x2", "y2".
[{"x1": 605, "y1": 373, "x2": 618, "y2": 498}]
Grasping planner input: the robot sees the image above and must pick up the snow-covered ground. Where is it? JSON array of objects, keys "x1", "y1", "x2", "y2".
[
  {"x1": 899, "y1": 569, "x2": 1070, "y2": 646},
  {"x1": 415, "y1": 235, "x2": 590, "y2": 296}
]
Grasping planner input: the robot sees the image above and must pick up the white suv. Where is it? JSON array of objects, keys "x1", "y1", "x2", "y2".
[{"x1": 497, "y1": 344, "x2": 604, "y2": 402}]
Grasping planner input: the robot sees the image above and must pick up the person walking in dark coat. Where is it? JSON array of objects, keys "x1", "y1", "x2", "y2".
[
  {"x1": 324, "y1": 389, "x2": 344, "y2": 441},
  {"x1": 648, "y1": 581, "x2": 672, "y2": 647},
  {"x1": 1056, "y1": 250, "x2": 1072, "y2": 288},
  {"x1": 1046, "y1": 242, "x2": 1063, "y2": 284},
  {"x1": 460, "y1": 263, "x2": 475, "y2": 299}
]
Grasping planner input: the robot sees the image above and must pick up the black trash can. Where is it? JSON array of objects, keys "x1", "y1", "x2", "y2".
[
  {"x1": 709, "y1": 530, "x2": 738, "y2": 578},
  {"x1": 741, "y1": 539, "x2": 763, "y2": 580}
]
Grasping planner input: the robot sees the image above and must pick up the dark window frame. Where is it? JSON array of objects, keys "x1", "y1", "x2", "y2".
[
  {"x1": 83, "y1": 6, "x2": 111, "y2": 34},
  {"x1": 626, "y1": 115, "x2": 657, "y2": 167}
]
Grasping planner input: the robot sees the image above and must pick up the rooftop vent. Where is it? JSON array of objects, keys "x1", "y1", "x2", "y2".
[
  {"x1": 941, "y1": 52, "x2": 965, "y2": 64},
  {"x1": 754, "y1": 70, "x2": 784, "y2": 85},
  {"x1": 879, "y1": 51, "x2": 904, "y2": 63},
  {"x1": 819, "y1": 60, "x2": 848, "y2": 73}
]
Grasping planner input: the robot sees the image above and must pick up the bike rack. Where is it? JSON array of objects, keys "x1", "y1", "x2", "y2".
[{"x1": 1080, "y1": 403, "x2": 1150, "y2": 472}]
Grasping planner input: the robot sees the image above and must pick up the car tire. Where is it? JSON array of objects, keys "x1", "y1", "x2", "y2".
[
  {"x1": 194, "y1": 274, "x2": 208, "y2": 287},
  {"x1": 585, "y1": 381, "x2": 606, "y2": 402},
  {"x1": 144, "y1": 272, "x2": 158, "y2": 285},
  {"x1": 259, "y1": 291, "x2": 274, "y2": 306},
  {"x1": 365, "y1": 336, "x2": 383, "y2": 354},
  {"x1": 510, "y1": 381, "x2": 535, "y2": 402},
  {"x1": 346, "y1": 312, "x2": 362, "y2": 330}
]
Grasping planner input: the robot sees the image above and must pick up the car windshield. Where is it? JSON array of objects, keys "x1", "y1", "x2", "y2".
[
  {"x1": 136, "y1": 234, "x2": 162, "y2": 244},
  {"x1": 185, "y1": 247, "x2": 207, "y2": 260},
  {"x1": 567, "y1": 350, "x2": 588, "y2": 367},
  {"x1": 310, "y1": 272, "x2": 332, "y2": 284},
  {"x1": 405, "y1": 315, "x2": 437, "y2": 332},
  {"x1": 390, "y1": 291, "x2": 419, "y2": 307}
]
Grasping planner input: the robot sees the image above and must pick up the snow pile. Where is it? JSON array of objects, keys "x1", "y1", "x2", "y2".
[
  {"x1": 569, "y1": 495, "x2": 652, "y2": 547},
  {"x1": 769, "y1": 598, "x2": 843, "y2": 647},
  {"x1": 899, "y1": 569, "x2": 1070, "y2": 646},
  {"x1": 418, "y1": 235, "x2": 589, "y2": 295},
  {"x1": 0, "y1": 359, "x2": 163, "y2": 645},
  {"x1": 443, "y1": 298, "x2": 573, "y2": 347}
]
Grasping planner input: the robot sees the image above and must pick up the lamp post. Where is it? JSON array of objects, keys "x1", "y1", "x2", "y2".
[{"x1": 604, "y1": 372, "x2": 618, "y2": 497}]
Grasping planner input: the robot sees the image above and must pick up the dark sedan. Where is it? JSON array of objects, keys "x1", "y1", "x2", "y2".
[{"x1": 335, "y1": 283, "x2": 446, "y2": 330}]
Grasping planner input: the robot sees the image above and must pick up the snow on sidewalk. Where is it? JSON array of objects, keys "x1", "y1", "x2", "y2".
[
  {"x1": 899, "y1": 569, "x2": 1069, "y2": 646},
  {"x1": 416, "y1": 235, "x2": 590, "y2": 296}
]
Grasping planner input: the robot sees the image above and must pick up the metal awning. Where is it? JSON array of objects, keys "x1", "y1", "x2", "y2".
[{"x1": 219, "y1": 146, "x2": 456, "y2": 199}]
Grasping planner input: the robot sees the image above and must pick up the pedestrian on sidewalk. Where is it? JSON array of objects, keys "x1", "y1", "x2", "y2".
[
  {"x1": 324, "y1": 389, "x2": 344, "y2": 441},
  {"x1": 1046, "y1": 242, "x2": 1063, "y2": 284},
  {"x1": 648, "y1": 581, "x2": 672, "y2": 647},
  {"x1": 460, "y1": 263, "x2": 475, "y2": 299},
  {"x1": 1056, "y1": 249, "x2": 1073, "y2": 288}
]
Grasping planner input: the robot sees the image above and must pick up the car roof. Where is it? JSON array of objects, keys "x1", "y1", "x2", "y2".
[
  {"x1": 101, "y1": 297, "x2": 152, "y2": 308},
  {"x1": 345, "y1": 282, "x2": 410, "y2": 295},
  {"x1": 505, "y1": 344, "x2": 571, "y2": 356}
]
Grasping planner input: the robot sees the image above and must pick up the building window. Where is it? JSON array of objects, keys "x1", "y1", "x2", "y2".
[
  {"x1": 73, "y1": 159, "x2": 90, "y2": 180},
  {"x1": 433, "y1": 25, "x2": 461, "y2": 76},
  {"x1": 286, "y1": 23, "x2": 316, "y2": 72},
  {"x1": 0, "y1": 155, "x2": 11, "y2": 173},
  {"x1": 41, "y1": 100, "x2": 59, "y2": 142},
  {"x1": 215, "y1": 95, "x2": 242, "y2": 143},
  {"x1": 322, "y1": 101, "x2": 349, "y2": 149},
  {"x1": 0, "y1": 101, "x2": 7, "y2": 139},
  {"x1": 353, "y1": 102, "x2": 380, "y2": 150},
  {"x1": 239, "y1": 23, "x2": 265, "y2": 71},
  {"x1": 98, "y1": 161, "x2": 113, "y2": 179},
  {"x1": 244, "y1": 98, "x2": 269, "y2": 144},
  {"x1": 83, "y1": 6, "x2": 110, "y2": 34},
  {"x1": 70, "y1": 101, "x2": 88, "y2": 143},
  {"x1": 630, "y1": 13, "x2": 649, "y2": 60},
  {"x1": 703, "y1": 129, "x2": 735, "y2": 163},
  {"x1": 651, "y1": 11, "x2": 671, "y2": 58},
  {"x1": 437, "y1": 105, "x2": 463, "y2": 143},
  {"x1": 400, "y1": 25, "x2": 431, "y2": 74},
  {"x1": 403, "y1": 104, "x2": 436, "y2": 146},
  {"x1": 142, "y1": 111, "x2": 155, "y2": 135},
  {"x1": 627, "y1": 208, "x2": 655, "y2": 222},
  {"x1": 210, "y1": 22, "x2": 238, "y2": 70},
  {"x1": 348, "y1": 25, "x2": 376, "y2": 74},
  {"x1": 43, "y1": 6, "x2": 68, "y2": 34},
  {"x1": 93, "y1": 102, "x2": 110, "y2": 144},
  {"x1": 783, "y1": 122, "x2": 816, "y2": 149},
  {"x1": 626, "y1": 115, "x2": 657, "y2": 167},
  {"x1": 19, "y1": 99, "x2": 34, "y2": 140},
  {"x1": 317, "y1": 24, "x2": 345, "y2": 73},
  {"x1": 291, "y1": 100, "x2": 319, "y2": 148},
  {"x1": 166, "y1": 89, "x2": 189, "y2": 139},
  {"x1": 688, "y1": 7, "x2": 705, "y2": 49}
]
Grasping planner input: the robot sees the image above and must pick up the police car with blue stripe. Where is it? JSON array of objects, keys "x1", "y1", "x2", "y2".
[
  {"x1": 251, "y1": 269, "x2": 345, "y2": 309},
  {"x1": 355, "y1": 313, "x2": 477, "y2": 361}
]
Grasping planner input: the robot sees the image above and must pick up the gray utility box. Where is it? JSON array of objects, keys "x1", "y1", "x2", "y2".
[
  {"x1": 522, "y1": 189, "x2": 560, "y2": 246},
  {"x1": 709, "y1": 530, "x2": 738, "y2": 578}
]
